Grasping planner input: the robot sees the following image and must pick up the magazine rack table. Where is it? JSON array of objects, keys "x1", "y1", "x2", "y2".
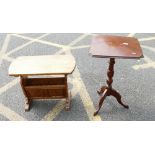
[
  {"x1": 9, "y1": 55, "x2": 76, "y2": 111},
  {"x1": 90, "y1": 35, "x2": 144, "y2": 116}
]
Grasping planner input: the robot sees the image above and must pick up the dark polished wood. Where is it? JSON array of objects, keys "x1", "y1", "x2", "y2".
[
  {"x1": 20, "y1": 75, "x2": 71, "y2": 111},
  {"x1": 90, "y1": 35, "x2": 144, "y2": 116},
  {"x1": 90, "y1": 35, "x2": 143, "y2": 59},
  {"x1": 94, "y1": 58, "x2": 129, "y2": 116}
]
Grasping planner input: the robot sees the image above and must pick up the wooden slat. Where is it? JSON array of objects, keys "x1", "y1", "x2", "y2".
[
  {"x1": 29, "y1": 96, "x2": 65, "y2": 99},
  {"x1": 25, "y1": 77, "x2": 65, "y2": 86},
  {"x1": 25, "y1": 85, "x2": 65, "y2": 89}
]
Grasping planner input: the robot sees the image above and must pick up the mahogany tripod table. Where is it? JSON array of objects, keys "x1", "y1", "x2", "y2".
[
  {"x1": 90, "y1": 35, "x2": 144, "y2": 116},
  {"x1": 9, "y1": 55, "x2": 76, "y2": 111}
]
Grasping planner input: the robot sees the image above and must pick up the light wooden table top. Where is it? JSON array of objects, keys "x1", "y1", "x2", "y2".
[{"x1": 9, "y1": 55, "x2": 76, "y2": 76}]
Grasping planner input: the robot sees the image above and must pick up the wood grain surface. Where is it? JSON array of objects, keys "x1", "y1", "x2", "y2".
[
  {"x1": 9, "y1": 55, "x2": 76, "y2": 76},
  {"x1": 90, "y1": 35, "x2": 144, "y2": 58}
]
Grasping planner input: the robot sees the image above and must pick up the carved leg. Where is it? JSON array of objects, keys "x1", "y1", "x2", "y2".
[
  {"x1": 110, "y1": 89, "x2": 129, "y2": 109},
  {"x1": 65, "y1": 91, "x2": 71, "y2": 111},
  {"x1": 64, "y1": 75, "x2": 71, "y2": 111},
  {"x1": 94, "y1": 89, "x2": 108, "y2": 116},
  {"x1": 97, "y1": 86, "x2": 107, "y2": 95},
  {"x1": 20, "y1": 76, "x2": 32, "y2": 111},
  {"x1": 94, "y1": 58, "x2": 129, "y2": 116},
  {"x1": 25, "y1": 98, "x2": 32, "y2": 111}
]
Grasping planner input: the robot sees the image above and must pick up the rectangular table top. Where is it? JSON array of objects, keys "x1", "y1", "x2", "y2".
[
  {"x1": 9, "y1": 55, "x2": 76, "y2": 76},
  {"x1": 89, "y1": 35, "x2": 144, "y2": 59}
]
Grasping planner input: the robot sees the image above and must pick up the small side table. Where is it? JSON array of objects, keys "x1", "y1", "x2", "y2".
[
  {"x1": 90, "y1": 35, "x2": 144, "y2": 116},
  {"x1": 9, "y1": 55, "x2": 76, "y2": 111}
]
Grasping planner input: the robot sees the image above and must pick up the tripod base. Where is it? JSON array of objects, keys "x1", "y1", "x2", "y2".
[{"x1": 94, "y1": 86, "x2": 129, "y2": 116}]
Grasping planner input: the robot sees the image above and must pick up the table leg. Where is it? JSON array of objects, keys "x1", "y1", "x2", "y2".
[
  {"x1": 110, "y1": 89, "x2": 129, "y2": 109},
  {"x1": 20, "y1": 76, "x2": 31, "y2": 111},
  {"x1": 65, "y1": 91, "x2": 71, "y2": 111},
  {"x1": 94, "y1": 58, "x2": 129, "y2": 116},
  {"x1": 94, "y1": 89, "x2": 108, "y2": 116},
  {"x1": 64, "y1": 75, "x2": 71, "y2": 111},
  {"x1": 25, "y1": 98, "x2": 31, "y2": 111},
  {"x1": 97, "y1": 86, "x2": 107, "y2": 95}
]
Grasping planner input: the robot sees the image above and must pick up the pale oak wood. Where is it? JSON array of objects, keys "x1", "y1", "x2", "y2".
[
  {"x1": 9, "y1": 55, "x2": 76, "y2": 76},
  {"x1": 9, "y1": 55, "x2": 76, "y2": 111}
]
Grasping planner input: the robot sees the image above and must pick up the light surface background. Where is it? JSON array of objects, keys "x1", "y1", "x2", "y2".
[
  {"x1": 0, "y1": 0, "x2": 155, "y2": 155},
  {"x1": 0, "y1": 0, "x2": 155, "y2": 32}
]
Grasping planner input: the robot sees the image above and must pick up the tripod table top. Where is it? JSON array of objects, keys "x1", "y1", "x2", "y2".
[{"x1": 89, "y1": 35, "x2": 143, "y2": 59}]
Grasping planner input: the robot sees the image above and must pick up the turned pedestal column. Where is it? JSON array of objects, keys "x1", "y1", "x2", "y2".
[{"x1": 94, "y1": 58, "x2": 129, "y2": 116}]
